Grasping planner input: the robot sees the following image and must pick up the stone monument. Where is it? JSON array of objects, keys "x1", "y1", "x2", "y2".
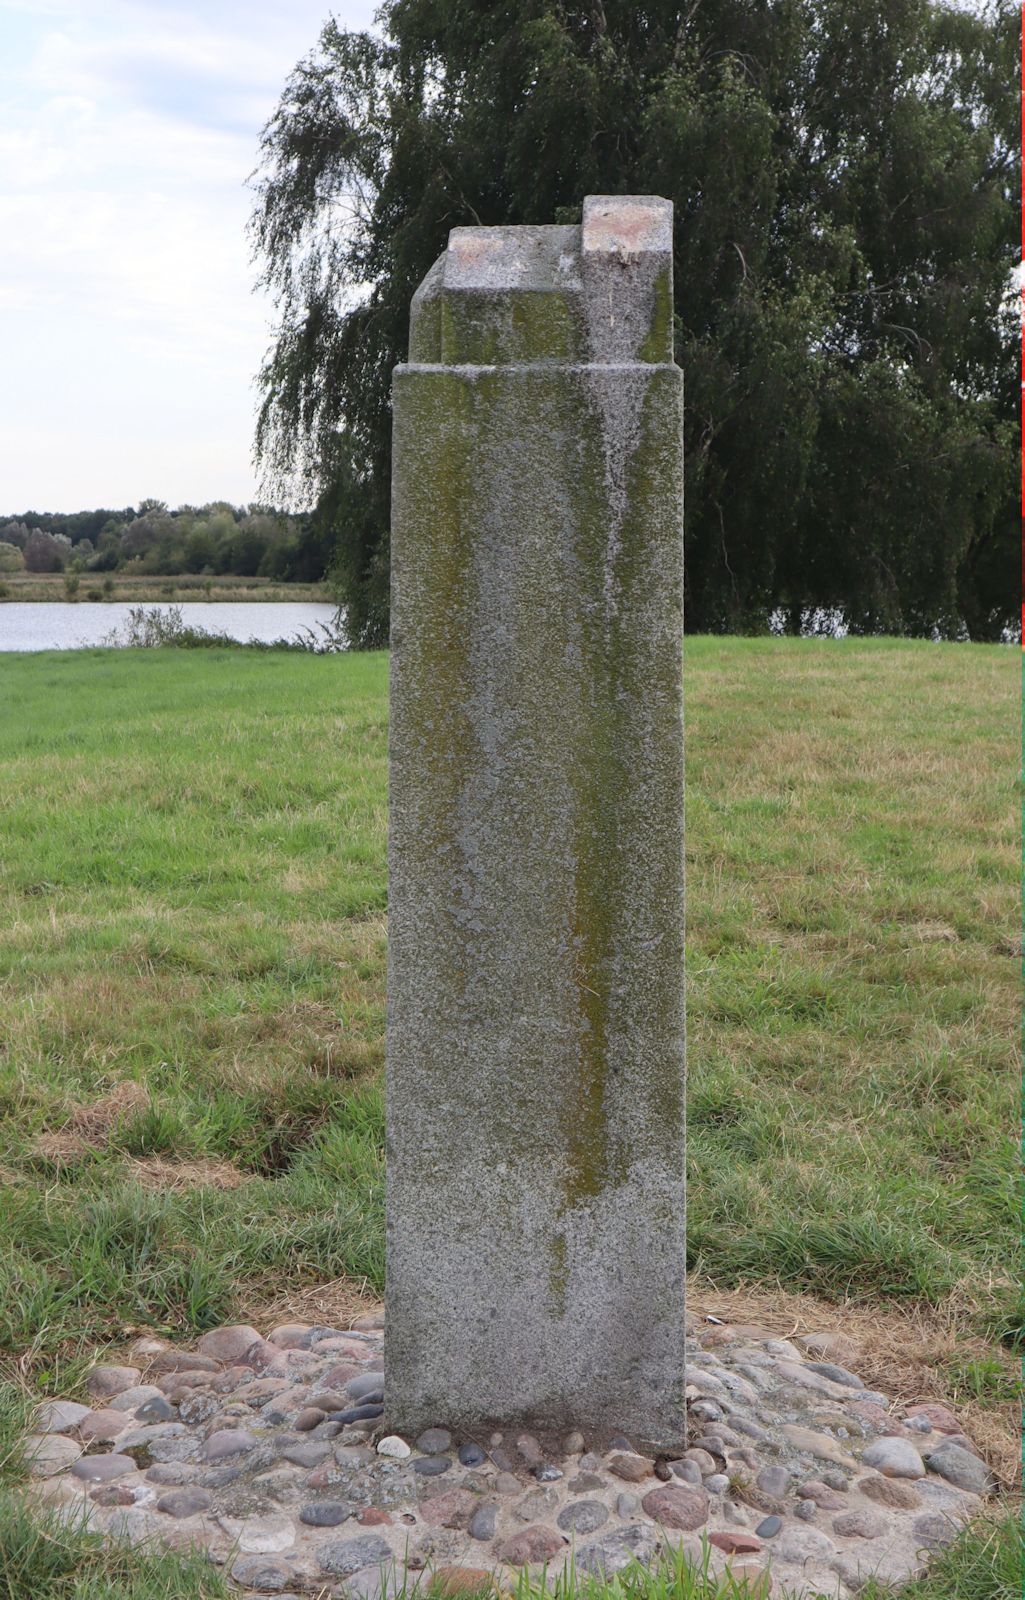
[{"x1": 386, "y1": 196, "x2": 686, "y2": 1448}]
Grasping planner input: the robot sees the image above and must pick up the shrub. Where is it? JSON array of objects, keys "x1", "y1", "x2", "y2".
[{"x1": 102, "y1": 605, "x2": 346, "y2": 652}]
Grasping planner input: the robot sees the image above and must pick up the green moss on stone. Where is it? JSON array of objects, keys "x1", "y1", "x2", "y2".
[
  {"x1": 440, "y1": 290, "x2": 582, "y2": 365},
  {"x1": 638, "y1": 266, "x2": 674, "y2": 364}
]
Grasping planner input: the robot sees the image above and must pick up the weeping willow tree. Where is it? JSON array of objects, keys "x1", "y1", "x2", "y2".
[{"x1": 250, "y1": 1, "x2": 1018, "y2": 645}]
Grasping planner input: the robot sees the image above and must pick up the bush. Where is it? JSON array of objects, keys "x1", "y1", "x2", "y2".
[
  {"x1": 102, "y1": 605, "x2": 346, "y2": 652},
  {"x1": 22, "y1": 530, "x2": 65, "y2": 573},
  {"x1": 0, "y1": 541, "x2": 24, "y2": 573}
]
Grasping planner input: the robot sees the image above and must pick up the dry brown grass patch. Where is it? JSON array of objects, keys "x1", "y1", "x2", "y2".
[
  {"x1": 28, "y1": 1080, "x2": 150, "y2": 1166},
  {"x1": 687, "y1": 1276, "x2": 1021, "y2": 1490},
  {"x1": 67, "y1": 1080, "x2": 149, "y2": 1142},
  {"x1": 28, "y1": 1132, "x2": 97, "y2": 1167},
  {"x1": 905, "y1": 922, "x2": 959, "y2": 944},
  {"x1": 245, "y1": 1275, "x2": 382, "y2": 1334},
  {"x1": 123, "y1": 1156, "x2": 253, "y2": 1192}
]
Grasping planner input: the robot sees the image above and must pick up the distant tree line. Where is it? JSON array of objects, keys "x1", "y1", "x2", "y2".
[
  {"x1": 0, "y1": 501, "x2": 331, "y2": 583},
  {"x1": 251, "y1": 0, "x2": 1018, "y2": 644}
]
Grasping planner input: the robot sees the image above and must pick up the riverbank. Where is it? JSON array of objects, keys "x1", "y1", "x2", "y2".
[
  {"x1": 0, "y1": 600, "x2": 338, "y2": 652},
  {"x1": 0, "y1": 572, "x2": 329, "y2": 603}
]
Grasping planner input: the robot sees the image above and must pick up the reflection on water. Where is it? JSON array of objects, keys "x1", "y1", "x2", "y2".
[{"x1": 0, "y1": 602, "x2": 340, "y2": 653}]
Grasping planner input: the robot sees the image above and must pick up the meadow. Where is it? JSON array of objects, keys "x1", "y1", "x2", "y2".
[
  {"x1": 0, "y1": 572, "x2": 327, "y2": 604},
  {"x1": 0, "y1": 638, "x2": 1019, "y2": 1595}
]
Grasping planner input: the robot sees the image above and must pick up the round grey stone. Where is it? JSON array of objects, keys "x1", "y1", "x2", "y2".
[
  {"x1": 198, "y1": 1463, "x2": 247, "y2": 1488},
  {"x1": 230, "y1": 1555, "x2": 294, "y2": 1592},
  {"x1": 669, "y1": 1459, "x2": 702, "y2": 1486},
  {"x1": 794, "y1": 1499, "x2": 817, "y2": 1521},
  {"x1": 411, "y1": 1455, "x2": 451, "y2": 1476},
  {"x1": 415, "y1": 1427, "x2": 452, "y2": 1455},
  {"x1": 756, "y1": 1466, "x2": 790, "y2": 1498},
  {"x1": 861, "y1": 1438, "x2": 926, "y2": 1479},
  {"x1": 756, "y1": 1515, "x2": 782, "y2": 1538},
  {"x1": 300, "y1": 1501, "x2": 353, "y2": 1526},
  {"x1": 577, "y1": 1526, "x2": 658, "y2": 1576},
  {"x1": 833, "y1": 1508, "x2": 888, "y2": 1538},
  {"x1": 458, "y1": 1442, "x2": 486, "y2": 1467},
  {"x1": 468, "y1": 1502, "x2": 498, "y2": 1541},
  {"x1": 729, "y1": 1417, "x2": 769, "y2": 1442},
  {"x1": 108, "y1": 1385, "x2": 164, "y2": 1413},
  {"x1": 806, "y1": 1362, "x2": 865, "y2": 1389},
  {"x1": 135, "y1": 1396, "x2": 175, "y2": 1424},
  {"x1": 775, "y1": 1524, "x2": 838, "y2": 1563},
  {"x1": 25, "y1": 1435, "x2": 82, "y2": 1476},
  {"x1": 146, "y1": 1464, "x2": 192, "y2": 1485},
  {"x1": 310, "y1": 1420, "x2": 344, "y2": 1441},
  {"x1": 106, "y1": 1508, "x2": 160, "y2": 1544},
  {"x1": 557, "y1": 1500, "x2": 609, "y2": 1535},
  {"x1": 616, "y1": 1492, "x2": 639, "y2": 1517},
  {"x1": 87, "y1": 1365, "x2": 142, "y2": 1401},
  {"x1": 318, "y1": 1533, "x2": 394, "y2": 1577},
  {"x1": 280, "y1": 1441, "x2": 332, "y2": 1468},
  {"x1": 203, "y1": 1428, "x2": 258, "y2": 1461},
  {"x1": 914, "y1": 1513, "x2": 958, "y2": 1550},
  {"x1": 35, "y1": 1400, "x2": 91, "y2": 1435},
  {"x1": 704, "y1": 1473, "x2": 729, "y2": 1493},
  {"x1": 924, "y1": 1443, "x2": 994, "y2": 1495},
  {"x1": 345, "y1": 1373, "x2": 387, "y2": 1401},
  {"x1": 70, "y1": 1454, "x2": 137, "y2": 1484},
  {"x1": 156, "y1": 1488, "x2": 213, "y2": 1518},
  {"x1": 821, "y1": 1471, "x2": 848, "y2": 1491}
]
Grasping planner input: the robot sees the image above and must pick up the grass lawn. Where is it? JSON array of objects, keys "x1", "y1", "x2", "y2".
[{"x1": 0, "y1": 638, "x2": 1019, "y2": 1594}]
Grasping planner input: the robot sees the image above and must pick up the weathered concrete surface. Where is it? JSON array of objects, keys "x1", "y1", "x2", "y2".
[{"x1": 386, "y1": 196, "x2": 685, "y2": 1446}]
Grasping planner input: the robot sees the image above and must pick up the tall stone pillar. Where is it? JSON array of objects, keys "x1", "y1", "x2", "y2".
[{"x1": 386, "y1": 196, "x2": 686, "y2": 1448}]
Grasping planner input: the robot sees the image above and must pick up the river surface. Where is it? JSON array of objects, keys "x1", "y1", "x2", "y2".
[{"x1": 0, "y1": 602, "x2": 339, "y2": 652}]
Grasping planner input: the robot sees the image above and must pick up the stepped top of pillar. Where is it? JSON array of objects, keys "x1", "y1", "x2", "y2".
[{"x1": 406, "y1": 196, "x2": 674, "y2": 368}]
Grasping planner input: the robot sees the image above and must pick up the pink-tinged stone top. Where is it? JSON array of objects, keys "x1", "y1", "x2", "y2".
[{"x1": 582, "y1": 195, "x2": 673, "y2": 259}]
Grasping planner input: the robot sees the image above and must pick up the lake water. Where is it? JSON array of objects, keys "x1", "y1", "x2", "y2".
[{"x1": 0, "y1": 602, "x2": 340, "y2": 653}]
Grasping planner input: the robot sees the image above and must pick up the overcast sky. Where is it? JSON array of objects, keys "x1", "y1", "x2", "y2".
[{"x1": 0, "y1": 0, "x2": 379, "y2": 514}]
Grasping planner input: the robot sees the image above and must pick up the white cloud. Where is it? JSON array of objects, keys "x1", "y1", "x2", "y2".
[{"x1": 0, "y1": 0, "x2": 379, "y2": 511}]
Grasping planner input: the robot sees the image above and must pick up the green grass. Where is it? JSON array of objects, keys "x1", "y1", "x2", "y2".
[
  {"x1": 0, "y1": 1492, "x2": 232, "y2": 1598},
  {"x1": 0, "y1": 634, "x2": 1019, "y2": 1600},
  {"x1": 0, "y1": 640, "x2": 1017, "y2": 1376}
]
